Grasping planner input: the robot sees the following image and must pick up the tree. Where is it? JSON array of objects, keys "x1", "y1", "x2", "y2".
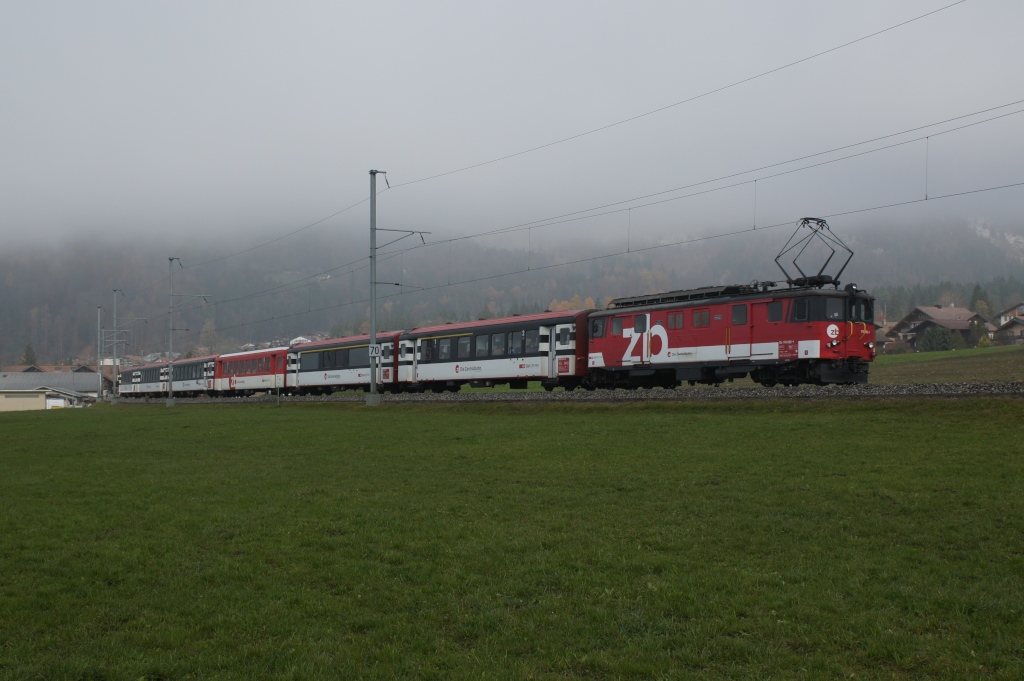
[
  {"x1": 19, "y1": 344, "x2": 37, "y2": 365},
  {"x1": 968, "y1": 320, "x2": 988, "y2": 348},
  {"x1": 968, "y1": 284, "x2": 990, "y2": 313},
  {"x1": 917, "y1": 327, "x2": 955, "y2": 352}
]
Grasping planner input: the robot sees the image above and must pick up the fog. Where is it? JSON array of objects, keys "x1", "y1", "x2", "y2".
[{"x1": 1, "y1": 0, "x2": 1022, "y2": 261}]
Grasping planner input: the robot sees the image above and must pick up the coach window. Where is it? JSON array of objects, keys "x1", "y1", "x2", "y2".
[
  {"x1": 458, "y1": 336, "x2": 471, "y2": 359},
  {"x1": 422, "y1": 340, "x2": 434, "y2": 361},
  {"x1": 491, "y1": 332, "x2": 505, "y2": 356},
  {"x1": 732, "y1": 305, "x2": 747, "y2": 326},
  {"x1": 767, "y1": 301, "x2": 783, "y2": 322},
  {"x1": 475, "y1": 335, "x2": 489, "y2": 357},
  {"x1": 558, "y1": 328, "x2": 570, "y2": 345},
  {"x1": 591, "y1": 317, "x2": 605, "y2": 338},
  {"x1": 634, "y1": 316, "x2": 647, "y2": 333},
  {"x1": 525, "y1": 329, "x2": 540, "y2": 354},
  {"x1": 439, "y1": 338, "x2": 451, "y2": 360},
  {"x1": 509, "y1": 331, "x2": 523, "y2": 355},
  {"x1": 349, "y1": 346, "x2": 369, "y2": 368},
  {"x1": 611, "y1": 317, "x2": 623, "y2": 335}
]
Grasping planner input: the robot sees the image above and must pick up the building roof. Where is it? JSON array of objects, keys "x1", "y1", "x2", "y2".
[
  {"x1": 0, "y1": 371, "x2": 107, "y2": 393},
  {"x1": 996, "y1": 302, "x2": 1024, "y2": 318},
  {"x1": 996, "y1": 317, "x2": 1024, "y2": 331}
]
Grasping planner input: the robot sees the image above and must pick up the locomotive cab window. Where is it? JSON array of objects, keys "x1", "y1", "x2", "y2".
[
  {"x1": 794, "y1": 299, "x2": 809, "y2": 322},
  {"x1": 591, "y1": 317, "x2": 605, "y2": 338},
  {"x1": 824, "y1": 297, "x2": 844, "y2": 321},
  {"x1": 767, "y1": 301, "x2": 783, "y2": 322},
  {"x1": 732, "y1": 305, "x2": 747, "y2": 325}
]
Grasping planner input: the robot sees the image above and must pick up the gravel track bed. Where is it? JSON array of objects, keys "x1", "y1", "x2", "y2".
[{"x1": 123, "y1": 381, "x2": 1024, "y2": 405}]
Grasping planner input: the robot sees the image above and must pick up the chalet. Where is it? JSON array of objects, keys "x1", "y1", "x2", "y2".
[
  {"x1": 887, "y1": 305, "x2": 990, "y2": 349},
  {"x1": 996, "y1": 302, "x2": 1024, "y2": 327},
  {"x1": 994, "y1": 317, "x2": 1024, "y2": 345}
]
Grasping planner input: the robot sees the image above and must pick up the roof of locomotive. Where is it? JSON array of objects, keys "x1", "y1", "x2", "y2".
[
  {"x1": 601, "y1": 282, "x2": 869, "y2": 314},
  {"x1": 403, "y1": 310, "x2": 589, "y2": 338}
]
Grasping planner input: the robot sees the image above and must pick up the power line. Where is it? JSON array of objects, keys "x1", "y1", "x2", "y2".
[
  {"x1": 133, "y1": 0, "x2": 970, "y2": 297},
  {"x1": 176, "y1": 98, "x2": 1024, "y2": 318},
  {"x1": 173, "y1": 177, "x2": 1023, "y2": 344},
  {"x1": 382, "y1": 100, "x2": 1024, "y2": 255},
  {"x1": 390, "y1": 0, "x2": 970, "y2": 188}
]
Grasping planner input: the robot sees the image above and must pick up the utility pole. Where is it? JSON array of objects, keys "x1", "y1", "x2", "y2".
[
  {"x1": 366, "y1": 171, "x2": 429, "y2": 407},
  {"x1": 111, "y1": 289, "x2": 123, "y2": 403},
  {"x1": 367, "y1": 170, "x2": 383, "y2": 406},
  {"x1": 166, "y1": 257, "x2": 209, "y2": 408},
  {"x1": 97, "y1": 306, "x2": 103, "y2": 400},
  {"x1": 168, "y1": 257, "x2": 177, "y2": 407}
]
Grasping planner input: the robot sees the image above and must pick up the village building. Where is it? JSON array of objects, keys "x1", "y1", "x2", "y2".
[
  {"x1": 994, "y1": 317, "x2": 1024, "y2": 345},
  {"x1": 996, "y1": 302, "x2": 1024, "y2": 327},
  {"x1": 886, "y1": 305, "x2": 991, "y2": 350}
]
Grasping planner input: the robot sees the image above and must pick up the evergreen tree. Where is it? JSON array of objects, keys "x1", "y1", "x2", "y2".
[
  {"x1": 917, "y1": 327, "x2": 955, "y2": 352},
  {"x1": 968, "y1": 284, "x2": 990, "y2": 313},
  {"x1": 19, "y1": 344, "x2": 37, "y2": 365}
]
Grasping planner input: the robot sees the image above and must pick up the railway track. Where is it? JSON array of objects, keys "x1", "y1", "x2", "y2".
[{"x1": 118, "y1": 381, "x2": 1024, "y2": 405}]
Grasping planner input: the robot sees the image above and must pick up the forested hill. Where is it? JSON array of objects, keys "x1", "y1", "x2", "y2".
[{"x1": 2, "y1": 220, "x2": 1022, "y2": 365}]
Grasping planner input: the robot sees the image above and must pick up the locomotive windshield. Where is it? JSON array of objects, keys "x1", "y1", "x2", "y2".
[{"x1": 848, "y1": 298, "x2": 874, "y2": 323}]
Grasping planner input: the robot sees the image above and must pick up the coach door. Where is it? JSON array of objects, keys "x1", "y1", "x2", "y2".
[{"x1": 545, "y1": 326, "x2": 557, "y2": 378}]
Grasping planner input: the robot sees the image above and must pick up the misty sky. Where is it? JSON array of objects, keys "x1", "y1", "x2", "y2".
[{"x1": 2, "y1": 1, "x2": 1022, "y2": 259}]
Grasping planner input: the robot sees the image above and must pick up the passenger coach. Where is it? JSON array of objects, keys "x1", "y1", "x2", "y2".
[{"x1": 398, "y1": 310, "x2": 590, "y2": 392}]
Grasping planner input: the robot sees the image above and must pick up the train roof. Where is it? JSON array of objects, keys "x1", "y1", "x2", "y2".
[
  {"x1": 219, "y1": 346, "x2": 290, "y2": 358},
  {"x1": 291, "y1": 331, "x2": 403, "y2": 352},
  {"x1": 404, "y1": 310, "x2": 588, "y2": 337},
  {"x1": 122, "y1": 354, "x2": 218, "y2": 372}
]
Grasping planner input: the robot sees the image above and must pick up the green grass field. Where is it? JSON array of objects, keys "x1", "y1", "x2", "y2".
[
  {"x1": 2, "y1": 399, "x2": 1023, "y2": 679},
  {"x1": 461, "y1": 344, "x2": 1024, "y2": 392}
]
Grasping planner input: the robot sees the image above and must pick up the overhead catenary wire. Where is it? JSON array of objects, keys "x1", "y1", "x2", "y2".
[
  {"x1": 380, "y1": 103, "x2": 1024, "y2": 256},
  {"x1": 388, "y1": 0, "x2": 969, "y2": 188},
  {"x1": 124, "y1": 0, "x2": 970, "y2": 300},
  {"x1": 168, "y1": 98, "x2": 1024, "y2": 324},
  {"x1": 172, "y1": 177, "x2": 1024, "y2": 346}
]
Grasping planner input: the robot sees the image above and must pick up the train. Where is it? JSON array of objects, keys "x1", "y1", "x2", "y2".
[{"x1": 118, "y1": 277, "x2": 876, "y2": 398}]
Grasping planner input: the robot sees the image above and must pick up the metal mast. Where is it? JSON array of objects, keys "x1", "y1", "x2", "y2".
[
  {"x1": 367, "y1": 170, "x2": 383, "y2": 406},
  {"x1": 168, "y1": 257, "x2": 177, "y2": 407}
]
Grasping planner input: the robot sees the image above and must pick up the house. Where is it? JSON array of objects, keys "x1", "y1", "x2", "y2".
[
  {"x1": 0, "y1": 387, "x2": 94, "y2": 412},
  {"x1": 0, "y1": 369, "x2": 110, "y2": 399},
  {"x1": 887, "y1": 305, "x2": 990, "y2": 349},
  {"x1": 994, "y1": 317, "x2": 1024, "y2": 345},
  {"x1": 996, "y1": 302, "x2": 1024, "y2": 327}
]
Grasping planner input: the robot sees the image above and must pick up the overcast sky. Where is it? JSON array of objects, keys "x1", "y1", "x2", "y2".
[{"x1": 2, "y1": 1, "x2": 1022, "y2": 257}]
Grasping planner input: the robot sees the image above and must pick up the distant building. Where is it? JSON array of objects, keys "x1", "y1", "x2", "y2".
[
  {"x1": 887, "y1": 305, "x2": 990, "y2": 349},
  {"x1": 0, "y1": 387, "x2": 95, "y2": 411},
  {"x1": 994, "y1": 317, "x2": 1024, "y2": 345},
  {"x1": 0, "y1": 368, "x2": 109, "y2": 398},
  {"x1": 996, "y1": 302, "x2": 1024, "y2": 327}
]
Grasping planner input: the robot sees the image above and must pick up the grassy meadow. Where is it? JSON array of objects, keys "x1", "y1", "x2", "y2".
[{"x1": 2, "y1": 398, "x2": 1023, "y2": 679}]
